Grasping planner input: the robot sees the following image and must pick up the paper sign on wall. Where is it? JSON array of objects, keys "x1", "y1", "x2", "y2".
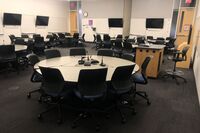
[
  {"x1": 184, "y1": 24, "x2": 190, "y2": 31},
  {"x1": 88, "y1": 20, "x2": 93, "y2": 26}
]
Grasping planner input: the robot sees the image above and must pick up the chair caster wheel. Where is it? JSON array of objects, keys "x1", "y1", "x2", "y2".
[
  {"x1": 147, "y1": 101, "x2": 151, "y2": 105},
  {"x1": 95, "y1": 125, "x2": 100, "y2": 132},
  {"x1": 38, "y1": 114, "x2": 43, "y2": 120},
  {"x1": 57, "y1": 119, "x2": 63, "y2": 125},
  {"x1": 27, "y1": 93, "x2": 31, "y2": 98},
  {"x1": 121, "y1": 118, "x2": 126, "y2": 124}
]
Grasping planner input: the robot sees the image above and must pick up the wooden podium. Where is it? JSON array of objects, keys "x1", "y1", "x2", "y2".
[{"x1": 135, "y1": 45, "x2": 165, "y2": 78}]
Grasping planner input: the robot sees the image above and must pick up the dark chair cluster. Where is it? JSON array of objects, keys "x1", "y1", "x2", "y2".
[{"x1": 26, "y1": 52, "x2": 152, "y2": 131}]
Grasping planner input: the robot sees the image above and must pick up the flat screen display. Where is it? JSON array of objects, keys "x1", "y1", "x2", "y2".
[
  {"x1": 36, "y1": 16, "x2": 49, "y2": 26},
  {"x1": 108, "y1": 18, "x2": 123, "y2": 28},
  {"x1": 146, "y1": 18, "x2": 164, "y2": 29},
  {"x1": 3, "y1": 13, "x2": 22, "y2": 25}
]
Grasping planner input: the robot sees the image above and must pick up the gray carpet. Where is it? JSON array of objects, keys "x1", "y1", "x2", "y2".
[{"x1": 0, "y1": 44, "x2": 200, "y2": 133}]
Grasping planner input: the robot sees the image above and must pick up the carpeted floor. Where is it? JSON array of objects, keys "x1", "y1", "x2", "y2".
[{"x1": 0, "y1": 44, "x2": 200, "y2": 133}]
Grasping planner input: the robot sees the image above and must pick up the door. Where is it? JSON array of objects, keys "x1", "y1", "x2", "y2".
[
  {"x1": 70, "y1": 11, "x2": 78, "y2": 35},
  {"x1": 176, "y1": 8, "x2": 195, "y2": 68},
  {"x1": 176, "y1": 8, "x2": 194, "y2": 45}
]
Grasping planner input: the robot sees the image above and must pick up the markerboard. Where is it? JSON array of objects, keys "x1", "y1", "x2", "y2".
[{"x1": 21, "y1": 15, "x2": 35, "y2": 33}]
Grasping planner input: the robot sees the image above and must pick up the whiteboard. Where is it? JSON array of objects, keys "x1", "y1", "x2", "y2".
[
  {"x1": 93, "y1": 19, "x2": 109, "y2": 34},
  {"x1": 21, "y1": 15, "x2": 35, "y2": 33},
  {"x1": 0, "y1": 12, "x2": 3, "y2": 34},
  {"x1": 48, "y1": 17, "x2": 67, "y2": 32}
]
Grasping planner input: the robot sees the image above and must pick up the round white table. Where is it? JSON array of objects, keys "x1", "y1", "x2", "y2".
[
  {"x1": 15, "y1": 44, "x2": 27, "y2": 52},
  {"x1": 34, "y1": 56, "x2": 140, "y2": 82}
]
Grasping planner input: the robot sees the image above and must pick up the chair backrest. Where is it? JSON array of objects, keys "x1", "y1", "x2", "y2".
[
  {"x1": 137, "y1": 36, "x2": 145, "y2": 44},
  {"x1": 116, "y1": 34, "x2": 123, "y2": 39},
  {"x1": 46, "y1": 35, "x2": 53, "y2": 39},
  {"x1": 166, "y1": 37, "x2": 171, "y2": 40},
  {"x1": 81, "y1": 33, "x2": 85, "y2": 42},
  {"x1": 39, "y1": 67, "x2": 64, "y2": 83},
  {"x1": 0, "y1": 45, "x2": 15, "y2": 57},
  {"x1": 21, "y1": 34, "x2": 29, "y2": 38},
  {"x1": 121, "y1": 53, "x2": 135, "y2": 62},
  {"x1": 69, "y1": 48, "x2": 86, "y2": 56},
  {"x1": 15, "y1": 38, "x2": 25, "y2": 45},
  {"x1": 181, "y1": 46, "x2": 190, "y2": 61},
  {"x1": 141, "y1": 56, "x2": 151, "y2": 76},
  {"x1": 45, "y1": 49, "x2": 61, "y2": 59},
  {"x1": 34, "y1": 37, "x2": 44, "y2": 43},
  {"x1": 147, "y1": 36, "x2": 153, "y2": 40},
  {"x1": 112, "y1": 65, "x2": 135, "y2": 82},
  {"x1": 97, "y1": 49, "x2": 114, "y2": 57},
  {"x1": 33, "y1": 34, "x2": 41, "y2": 39},
  {"x1": 27, "y1": 53, "x2": 40, "y2": 66},
  {"x1": 123, "y1": 41, "x2": 133, "y2": 51},
  {"x1": 96, "y1": 34, "x2": 102, "y2": 42},
  {"x1": 58, "y1": 33, "x2": 65, "y2": 39},
  {"x1": 73, "y1": 33, "x2": 79, "y2": 39},
  {"x1": 65, "y1": 32, "x2": 71, "y2": 36},
  {"x1": 78, "y1": 68, "x2": 107, "y2": 95},
  {"x1": 114, "y1": 40, "x2": 123, "y2": 49},
  {"x1": 157, "y1": 37, "x2": 165, "y2": 40},
  {"x1": 9, "y1": 35, "x2": 16, "y2": 44},
  {"x1": 103, "y1": 34, "x2": 111, "y2": 41}
]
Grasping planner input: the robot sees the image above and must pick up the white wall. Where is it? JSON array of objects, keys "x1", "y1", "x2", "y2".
[
  {"x1": 81, "y1": 0, "x2": 124, "y2": 41},
  {"x1": 0, "y1": 0, "x2": 69, "y2": 44},
  {"x1": 130, "y1": 0, "x2": 174, "y2": 38},
  {"x1": 193, "y1": 0, "x2": 200, "y2": 104}
]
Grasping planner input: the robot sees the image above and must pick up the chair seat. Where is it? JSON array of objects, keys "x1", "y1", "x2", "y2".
[
  {"x1": 41, "y1": 83, "x2": 66, "y2": 97},
  {"x1": 131, "y1": 73, "x2": 147, "y2": 84},
  {"x1": 75, "y1": 84, "x2": 107, "y2": 100}
]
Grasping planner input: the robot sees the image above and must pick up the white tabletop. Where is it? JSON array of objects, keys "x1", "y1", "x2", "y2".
[
  {"x1": 34, "y1": 56, "x2": 140, "y2": 82},
  {"x1": 15, "y1": 44, "x2": 27, "y2": 52},
  {"x1": 133, "y1": 44, "x2": 165, "y2": 50}
]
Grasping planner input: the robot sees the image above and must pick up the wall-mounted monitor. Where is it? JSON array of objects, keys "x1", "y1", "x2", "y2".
[
  {"x1": 108, "y1": 18, "x2": 123, "y2": 28},
  {"x1": 3, "y1": 13, "x2": 22, "y2": 25},
  {"x1": 146, "y1": 18, "x2": 164, "y2": 29},
  {"x1": 36, "y1": 16, "x2": 49, "y2": 26}
]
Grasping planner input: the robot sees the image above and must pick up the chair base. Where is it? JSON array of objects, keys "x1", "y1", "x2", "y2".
[
  {"x1": 161, "y1": 70, "x2": 187, "y2": 85},
  {"x1": 135, "y1": 91, "x2": 151, "y2": 105},
  {"x1": 38, "y1": 97, "x2": 64, "y2": 124}
]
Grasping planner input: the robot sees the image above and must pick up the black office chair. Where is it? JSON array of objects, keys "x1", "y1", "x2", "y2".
[
  {"x1": 58, "y1": 33, "x2": 65, "y2": 39},
  {"x1": 33, "y1": 36, "x2": 45, "y2": 55},
  {"x1": 113, "y1": 38, "x2": 123, "y2": 57},
  {"x1": 38, "y1": 67, "x2": 67, "y2": 124},
  {"x1": 33, "y1": 34, "x2": 41, "y2": 39},
  {"x1": 9, "y1": 35, "x2": 16, "y2": 44},
  {"x1": 0, "y1": 45, "x2": 17, "y2": 72},
  {"x1": 161, "y1": 46, "x2": 190, "y2": 84},
  {"x1": 65, "y1": 32, "x2": 71, "y2": 36},
  {"x1": 72, "y1": 68, "x2": 108, "y2": 131},
  {"x1": 97, "y1": 49, "x2": 114, "y2": 57},
  {"x1": 110, "y1": 65, "x2": 136, "y2": 123},
  {"x1": 21, "y1": 34, "x2": 29, "y2": 38},
  {"x1": 96, "y1": 34, "x2": 103, "y2": 49},
  {"x1": 165, "y1": 38, "x2": 176, "y2": 54},
  {"x1": 131, "y1": 56, "x2": 151, "y2": 105},
  {"x1": 44, "y1": 49, "x2": 61, "y2": 59},
  {"x1": 121, "y1": 53, "x2": 135, "y2": 62},
  {"x1": 69, "y1": 48, "x2": 86, "y2": 56},
  {"x1": 27, "y1": 54, "x2": 43, "y2": 99},
  {"x1": 103, "y1": 34, "x2": 112, "y2": 48},
  {"x1": 14, "y1": 38, "x2": 26, "y2": 45},
  {"x1": 157, "y1": 37, "x2": 165, "y2": 40},
  {"x1": 123, "y1": 41, "x2": 134, "y2": 54},
  {"x1": 147, "y1": 36, "x2": 153, "y2": 40},
  {"x1": 137, "y1": 36, "x2": 145, "y2": 44},
  {"x1": 72, "y1": 33, "x2": 79, "y2": 47}
]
